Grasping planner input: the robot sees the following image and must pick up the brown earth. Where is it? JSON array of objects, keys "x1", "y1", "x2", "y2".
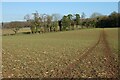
[
  {"x1": 55, "y1": 29, "x2": 118, "y2": 78},
  {"x1": 2, "y1": 29, "x2": 118, "y2": 78}
]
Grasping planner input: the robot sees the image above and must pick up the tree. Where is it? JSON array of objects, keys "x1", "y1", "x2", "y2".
[
  {"x1": 81, "y1": 12, "x2": 86, "y2": 28},
  {"x1": 24, "y1": 11, "x2": 42, "y2": 34},
  {"x1": 41, "y1": 14, "x2": 47, "y2": 32},
  {"x1": 67, "y1": 14, "x2": 73, "y2": 30},
  {"x1": 52, "y1": 14, "x2": 61, "y2": 31},
  {"x1": 108, "y1": 11, "x2": 118, "y2": 27},
  {"x1": 24, "y1": 14, "x2": 34, "y2": 33},
  {"x1": 71, "y1": 20, "x2": 75, "y2": 30},
  {"x1": 81, "y1": 12, "x2": 86, "y2": 19},
  {"x1": 58, "y1": 20, "x2": 62, "y2": 31},
  {"x1": 75, "y1": 14, "x2": 80, "y2": 29},
  {"x1": 93, "y1": 11, "x2": 120, "y2": 28},
  {"x1": 52, "y1": 21, "x2": 58, "y2": 31},
  {"x1": 24, "y1": 14, "x2": 31, "y2": 22},
  {"x1": 2, "y1": 22, "x2": 3, "y2": 28},
  {"x1": 46, "y1": 15, "x2": 52, "y2": 32},
  {"x1": 9, "y1": 22, "x2": 21, "y2": 34},
  {"x1": 32, "y1": 11, "x2": 41, "y2": 33},
  {"x1": 90, "y1": 12, "x2": 102, "y2": 18},
  {"x1": 62, "y1": 15, "x2": 69, "y2": 31}
]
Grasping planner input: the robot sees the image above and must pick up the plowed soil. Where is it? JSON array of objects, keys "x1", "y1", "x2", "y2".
[
  {"x1": 2, "y1": 29, "x2": 118, "y2": 78},
  {"x1": 54, "y1": 29, "x2": 118, "y2": 78}
]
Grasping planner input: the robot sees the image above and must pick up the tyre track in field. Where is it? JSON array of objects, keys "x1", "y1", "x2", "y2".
[
  {"x1": 57, "y1": 30, "x2": 102, "y2": 77},
  {"x1": 58, "y1": 29, "x2": 118, "y2": 78},
  {"x1": 102, "y1": 29, "x2": 118, "y2": 78}
]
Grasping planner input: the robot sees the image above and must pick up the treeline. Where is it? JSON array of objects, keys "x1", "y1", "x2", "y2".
[
  {"x1": 83, "y1": 12, "x2": 120, "y2": 28},
  {"x1": 2, "y1": 11, "x2": 120, "y2": 34}
]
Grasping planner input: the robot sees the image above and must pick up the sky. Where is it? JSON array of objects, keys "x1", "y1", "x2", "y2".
[
  {"x1": 1, "y1": 0, "x2": 119, "y2": 2},
  {"x1": 2, "y1": 2, "x2": 118, "y2": 22}
]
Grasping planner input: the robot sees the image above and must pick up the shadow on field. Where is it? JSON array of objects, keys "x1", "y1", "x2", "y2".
[
  {"x1": 21, "y1": 32, "x2": 31, "y2": 34},
  {"x1": 3, "y1": 34, "x2": 15, "y2": 36}
]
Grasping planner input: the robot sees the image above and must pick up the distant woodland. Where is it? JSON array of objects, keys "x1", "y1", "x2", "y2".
[{"x1": 2, "y1": 11, "x2": 120, "y2": 34}]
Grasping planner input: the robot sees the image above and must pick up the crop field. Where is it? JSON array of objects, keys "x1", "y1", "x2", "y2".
[
  {"x1": 2, "y1": 28, "x2": 119, "y2": 78},
  {"x1": 2, "y1": 28, "x2": 31, "y2": 35},
  {"x1": 105, "y1": 28, "x2": 118, "y2": 53}
]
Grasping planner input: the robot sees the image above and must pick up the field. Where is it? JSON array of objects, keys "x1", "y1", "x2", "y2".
[
  {"x1": 2, "y1": 28, "x2": 31, "y2": 35},
  {"x1": 2, "y1": 28, "x2": 118, "y2": 78}
]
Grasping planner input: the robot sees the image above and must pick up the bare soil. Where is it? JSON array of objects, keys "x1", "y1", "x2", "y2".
[
  {"x1": 55, "y1": 29, "x2": 118, "y2": 78},
  {"x1": 2, "y1": 29, "x2": 118, "y2": 78}
]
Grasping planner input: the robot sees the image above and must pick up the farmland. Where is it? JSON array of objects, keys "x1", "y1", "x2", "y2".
[{"x1": 2, "y1": 28, "x2": 118, "y2": 78}]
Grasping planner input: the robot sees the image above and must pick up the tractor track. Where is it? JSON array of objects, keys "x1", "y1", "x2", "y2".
[
  {"x1": 102, "y1": 29, "x2": 118, "y2": 78},
  {"x1": 59, "y1": 29, "x2": 118, "y2": 78}
]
